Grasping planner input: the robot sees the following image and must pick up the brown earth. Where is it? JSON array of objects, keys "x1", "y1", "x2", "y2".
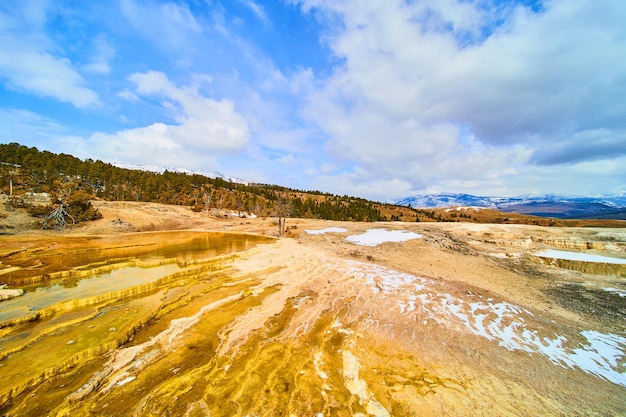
[{"x1": 0, "y1": 201, "x2": 625, "y2": 416}]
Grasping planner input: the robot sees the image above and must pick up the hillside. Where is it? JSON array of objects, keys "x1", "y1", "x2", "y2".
[
  {"x1": 2, "y1": 142, "x2": 624, "y2": 229},
  {"x1": 0, "y1": 142, "x2": 401, "y2": 224}
]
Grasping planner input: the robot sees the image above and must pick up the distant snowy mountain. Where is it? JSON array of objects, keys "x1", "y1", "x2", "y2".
[
  {"x1": 112, "y1": 163, "x2": 250, "y2": 185},
  {"x1": 395, "y1": 193, "x2": 500, "y2": 209},
  {"x1": 394, "y1": 193, "x2": 626, "y2": 219}
]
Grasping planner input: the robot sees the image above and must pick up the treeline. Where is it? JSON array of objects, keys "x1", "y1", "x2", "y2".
[
  {"x1": 0, "y1": 142, "x2": 389, "y2": 221},
  {"x1": 290, "y1": 195, "x2": 383, "y2": 222},
  {"x1": 414, "y1": 209, "x2": 468, "y2": 222}
]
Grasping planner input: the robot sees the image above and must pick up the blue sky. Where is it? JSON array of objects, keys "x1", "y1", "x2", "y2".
[{"x1": 1, "y1": 0, "x2": 625, "y2": 201}]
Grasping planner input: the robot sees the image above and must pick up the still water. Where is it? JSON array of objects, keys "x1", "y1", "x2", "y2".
[
  {"x1": 0, "y1": 231, "x2": 272, "y2": 282},
  {"x1": 0, "y1": 231, "x2": 273, "y2": 325}
]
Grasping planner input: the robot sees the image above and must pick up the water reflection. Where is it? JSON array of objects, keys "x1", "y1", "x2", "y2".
[
  {"x1": 1, "y1": 232, "x2": 270, "y2": 280},
  {"x1": 0, "y1": 264, "x2": 181, "y2": 323},
  {"x1": 0, "y1": 232, "x2": 273, "y2": 324}
]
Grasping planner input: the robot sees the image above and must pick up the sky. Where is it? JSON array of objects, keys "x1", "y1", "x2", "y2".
[{"x1": 0, "y1": 0, "x2": 625, "y2": 202}]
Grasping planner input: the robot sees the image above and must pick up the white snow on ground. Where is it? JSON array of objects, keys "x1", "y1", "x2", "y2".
[
  {"x1": 535, "y1": 249, "x2": 626, "y2": 264},
  {"x1": 345, "y1": 260, "x2": 626, "y2": 387},
  {"x1": 226, "y1": 210, "x2": 257, "y2": 218},
  {"x1": 444, "y1": 206, "x2": 483, "y2": 212},
  {"x1": 604, "y1": 288, "x2": 626, "y2": 297},
  {"x1": 305, "y1": 227, "x2": 348, "y2": 235},
  {"x1": 347, "y1": 261, "x2": 426, "y2": 293},
  {"x1": 345, "y1": 229, "x2": 423, "y2": 247}
]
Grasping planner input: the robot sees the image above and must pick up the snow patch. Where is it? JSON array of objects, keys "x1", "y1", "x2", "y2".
[
  {"x1": 535, "y1": 250, "x2": 626, "y2": 264},
  {"x1": 345, "y1": 261, "x2": 626, "y2": 387},
  {"x1": 346, "y1": 229, "x2": 423, "y2": 247},
  {"x1": 305, "y1": 227, "x2": 348, "y2": 235},
  {"x1": 347, "y1": 261, "x2": 426, "y2": 293},
  {"x1": 604, "y1": 288, "x2": 626, "y2": 297},
  {"x1": 444, "y1": 206, "x2": 482, "y2": 212}
]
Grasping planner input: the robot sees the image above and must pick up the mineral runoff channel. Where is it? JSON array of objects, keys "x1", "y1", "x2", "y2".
[
  {"x1": 0, "y1": 231, "x2": 273, "y2": 416},
  {"x1": 0, "y1": 227, "x2": 625, "y2": 416}
]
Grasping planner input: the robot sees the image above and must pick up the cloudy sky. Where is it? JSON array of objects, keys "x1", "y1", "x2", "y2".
[{"x1": 1, "y1": 0, "x2": 624, "y2": 201}]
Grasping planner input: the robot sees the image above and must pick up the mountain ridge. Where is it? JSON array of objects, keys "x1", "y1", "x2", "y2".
[
  {"x1": 394, "y1": 193, "x2": 626, "y2": 219},
  {"x1": 111, "y1": 162, "x2": 250, "y2": 185}
]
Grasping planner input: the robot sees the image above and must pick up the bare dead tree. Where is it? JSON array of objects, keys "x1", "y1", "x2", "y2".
[
  {"x1": 131, "y1": 185, "x2": 143, "y2": 202},
  {"x1": 1, "y1": 164, "x2": 19, "y2": 211},
  {"x1": 212, "y1": 189, "x2": 226, "y2": 216},
  {"x1": 249, "y1": 202, "x2": 261, "y2": 218},
  {"x1": 203, "y1": 190, "x2": 212, "y2": 217},
  {"x1": 43, "y1": 203, "x2": 75, "y2": 229},
  {"x1": 274, "y1": 194, "x2": 293, "y2": 237},
  {"x1": 235, "y1": 194, "x2": 245, "y2": 218}
]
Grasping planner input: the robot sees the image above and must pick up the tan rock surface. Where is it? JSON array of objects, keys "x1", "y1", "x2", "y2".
[{"x1": 0, "y1": 201, "x2": 624, "y2": 416}]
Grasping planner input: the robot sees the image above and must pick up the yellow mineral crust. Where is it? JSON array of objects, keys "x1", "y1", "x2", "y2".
[{"x1": 0, "y1": 222, "x2": 624, "y2": 416}]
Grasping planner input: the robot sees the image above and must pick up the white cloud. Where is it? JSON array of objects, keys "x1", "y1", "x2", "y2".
[
  {"x1": 296, "y1": 0, "x2": 626, "y2": 196},
  {"x1": 315, "y1": 173, "x2": 416, "y2": 203},
  {"x1": 530, "y1": 129, "x2": 626, "y2": 166},
  {"x1": 116, "y1": 89, "x2": 139, "y2": 102},
  {"x1": 0, "y1": 3, "x2": 99, "y2": 108},
  {"x1": 0, "y1": 45, "x2": 98, "y2": 107},
  {"x1": 237, "y1": 0, "x2": 269, "y2": 24},
  {"x1": 83, "y1": 34, "x2": 115, "y2": 75},
  {"x1": 3, "y1": 0, "x2": 623, "y2": 201},
  {"x1": 501, "y1": 156, "x2": 626, "y2": 197},
  {"x1": 120, "y1": 0, "x2": 202, "y2": 56},
  {"x1": 238, "y1": 86, "x2": 316, "y2": 154},
  {"x1": 0, "y1": 108, "x2": 67, "y2": 141},
  {"x1": 276, "y1": 153, "x2": 296, "y2": 164},
  {"x1": 81, "y1": 71, "x2": 249, "y2": 168}
]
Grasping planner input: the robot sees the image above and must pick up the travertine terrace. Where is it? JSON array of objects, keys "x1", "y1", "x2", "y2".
[{"x1": 0, "y1": 201, "x2": 624, "y2": 416}]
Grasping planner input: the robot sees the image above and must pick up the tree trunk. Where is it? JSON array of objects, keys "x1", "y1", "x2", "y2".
[{"x1": 278, "y1": 216, "x2": 285, "y2": 237}]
